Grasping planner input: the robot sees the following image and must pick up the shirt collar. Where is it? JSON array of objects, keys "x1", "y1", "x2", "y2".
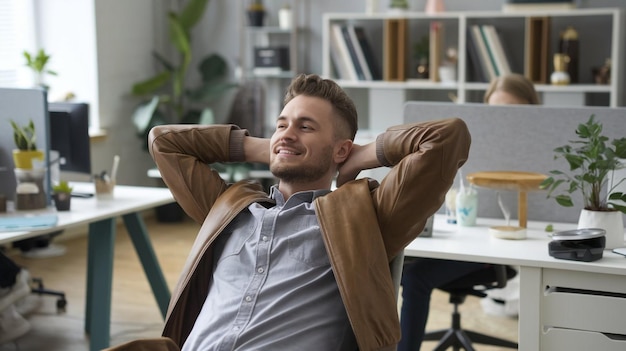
[{"x1": 269, "y1": 185, "x2": 331, "y2": 207}]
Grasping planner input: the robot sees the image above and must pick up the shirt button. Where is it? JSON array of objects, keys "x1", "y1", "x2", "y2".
[
  {"x1": 262, "y1": 235, "x2": 268, "y2": 241},
  {"x1": 245, "y1": 296, "x2": 252, "y2": 302},
  {"x1": 257, "y1": 267, "x2": 265, "y2": 274}
]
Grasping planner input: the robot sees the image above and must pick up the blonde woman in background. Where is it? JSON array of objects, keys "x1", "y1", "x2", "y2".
[{"x1": 399, "y1": 73, "x2": 538, "y2": 351}]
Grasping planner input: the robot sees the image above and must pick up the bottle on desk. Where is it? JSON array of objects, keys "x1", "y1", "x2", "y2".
[{"x1": 456, "y1": 185, "x2": 478, "y2": 227}]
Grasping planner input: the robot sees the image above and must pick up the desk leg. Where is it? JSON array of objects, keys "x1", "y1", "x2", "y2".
[
  {"x1": 519, "y1": 266, "x2": 542, "y2": 351},
  {"x1": 85, "y1": 218, "x2": 116, "y2": 351},
  {"x1": 122, "y1": 213, "x2": 171, "y2": 318}
]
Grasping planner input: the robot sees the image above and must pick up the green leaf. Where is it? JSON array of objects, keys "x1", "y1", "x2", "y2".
[
  {"x1": 198, "y1": 54, "x2": 228, "y2": 82},
  {"x1": 179, "y1": 0, "x2": 211, "y2": 32},
  {"x1": 555, "y1": 195, "x2": 573, "y2": 207},
  {"x1": 168, "y1": 12, "x2": 192, "y2": 62},
  {"x1": 131, "y1": 71, "x2": 171, "y2": 96},
  {"x1": 132, "y1": 96, "x2": 160, "y2": 135}
]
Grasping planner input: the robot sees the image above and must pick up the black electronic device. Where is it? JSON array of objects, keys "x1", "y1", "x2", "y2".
[
  {"x1": 548, "y1": 228, "x2": 606, "y2": 262},
  {"x1": 48, "y1": 102, "x2": 91, "y2": 174}
]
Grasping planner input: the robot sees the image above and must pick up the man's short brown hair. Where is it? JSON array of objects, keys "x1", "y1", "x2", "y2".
[{"x1": 283, "y1": 74, "x2": 358, "y2": 140}]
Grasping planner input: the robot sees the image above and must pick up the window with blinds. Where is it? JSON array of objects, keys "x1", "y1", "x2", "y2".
[{"x1": 0, "y1": 0, "x2": 35, "y2": 87}]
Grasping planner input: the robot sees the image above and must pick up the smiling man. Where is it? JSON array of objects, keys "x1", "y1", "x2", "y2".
[{"x1": 107, "y1": 74, "x2": 470, "y2": 351}]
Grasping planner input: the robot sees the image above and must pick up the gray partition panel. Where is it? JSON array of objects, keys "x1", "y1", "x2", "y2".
[
  {"x1": 403, "y1": 101, "x2": 626, "y2": 224},
  {"x1": 0, "y1": 87, "x2": 50, "y2": 203}
]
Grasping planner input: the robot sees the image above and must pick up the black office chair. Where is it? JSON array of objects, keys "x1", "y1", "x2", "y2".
[{"x1": 423, "y1": 264, "x2": 518, "y2": 351}]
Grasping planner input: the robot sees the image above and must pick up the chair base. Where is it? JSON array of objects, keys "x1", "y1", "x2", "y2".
[{"x1": 424, "y1": 310, "x2": 517, "y2": 351}]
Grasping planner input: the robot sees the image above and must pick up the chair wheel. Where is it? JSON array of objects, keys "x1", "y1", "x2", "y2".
[{"x1": 57, "y1": 298, "x2": 67, "y2": 310}]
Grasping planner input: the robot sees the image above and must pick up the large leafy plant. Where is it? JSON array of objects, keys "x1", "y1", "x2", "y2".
[
  {"x1": 131, "y1": 0, "x2": 236, "y2": 143},
  {"x1": 23, "y1": 48, "x2": 57, "y2": 90},
  {"x1": 540, "y1": 115, "x2": 626, "y2": 214}
]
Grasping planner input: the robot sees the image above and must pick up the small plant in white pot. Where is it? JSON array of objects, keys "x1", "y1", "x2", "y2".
[{"x1": 540, "y1": 115, "x2": 626, "y2": 249}]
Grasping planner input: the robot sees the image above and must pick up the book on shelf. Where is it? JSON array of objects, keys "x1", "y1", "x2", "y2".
[
  {"x1": 477, "y1": 25, "x2": 500, "y2": 77},
  {"x1": 349, "y1": 25, "x2": 382, "y2": 81},
  {"x1": 466, "y1": 27, "x2": 488, "y2": 82},
  {"x1": 429, "y1": 21, "x2": 443, "y2": 82},
  {"x1": 383, "y1": 18, "x2": 407, "y2": 81},
  {"x1": 329, "y1": 23, "x2": 358, "y2": 81},
  {"x1": 482, "y1": 25, "x2": 512, "y2": 77},
  {"x1": 469, "y1": 25, "x2": 496, "y2": 81},
  {"x1": 340, "y1": 25, "x2": 367, "y2": 80},
  {"x1": 341, "y1": 26, "x2": 369, "y2": 80},
  {"x1": 524, "y1": 16, "x2": 551, "y2": 83}
]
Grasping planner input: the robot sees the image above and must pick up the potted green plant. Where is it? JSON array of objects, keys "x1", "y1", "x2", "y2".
[
  {"x1": 23, "y1": 48, "x2": 57, "y2": 90},
  {"x1": 130, "y1": 0, "x2": 237, "y2": 149},
  {"x1": 10, "y1": 119, "x2": 44, "y2": 170},
  {"x1": 540, "y1": 114, "x2": 626, "y2": 248},
  {"x1": 52, "y1": 180, "x2": 74, "y2": 211}
]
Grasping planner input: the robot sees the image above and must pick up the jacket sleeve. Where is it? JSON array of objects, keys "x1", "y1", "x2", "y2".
[
  {"x1": 372, "y1": 118, "x2": 471, "y2": 256},
  {"x1": 148, "y1": 124, "x2": 249, "y2": 223}
]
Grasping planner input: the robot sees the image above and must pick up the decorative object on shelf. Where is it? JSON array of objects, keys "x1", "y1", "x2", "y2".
[
  {"x1": 388, "y1": 0, "x2": 408, "y2": 13},
  {"x1": 540, "y1": 115, "x2": 626, "y2": 249},
  {"x1": 10, "y1": 119, "x2": 44, "y2": 170},
  {"x1": 438, "y1": 47, "x2": 458, "y2": 83},
  {"x1": 559, "y1": 25, "x2": 579, "y2": 83},
  {"x1": 413, "y1": 36, "x2": 429, "y2": 79},
  {"x1": 365, "y1": 0, "x2": 379, "y2": 14},
  {"x1": 550, "y1": 53, "x2": 570, "y2": 85},
  {"x1": 52, "y1": 180, "x2": 73, "y2": 211},
  {"x1": 23, "y1": 48, "x2": 57, "y2": 90},
  {"x1": 247, "y1": 0, "x2": 266, "y2": 27},
  {"x1": 130, "y1": 0, "x2": 237, "y2": 149},
  {"x1": 592, "y1": 58, "x2": 611, "y2": 85},
  {"x1": 278, "y1": 3, "x2": 292, "y2": 30},
  {"x1": 425, "y1": 0, "x2": 445, "y2": 14}
]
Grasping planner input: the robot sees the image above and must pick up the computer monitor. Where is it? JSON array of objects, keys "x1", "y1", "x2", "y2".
[{"x1": 48, "y1": 102, "x2": 91, "y2": 175}]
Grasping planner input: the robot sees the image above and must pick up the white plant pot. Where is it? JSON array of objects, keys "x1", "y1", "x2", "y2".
[{"x1": 577, "y1": 209, "x2": 625, "y2": 249}]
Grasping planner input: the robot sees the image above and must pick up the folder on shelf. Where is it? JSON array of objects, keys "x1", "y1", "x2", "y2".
[
  {"x1": 482, "y1": 25, "x2": 512, "y2": 77},
  {"x1": 383, "y1": 18, "x2": 407, "y2": 81},
  {"x1": 466, "y1": 27, "x2": 488, "y2": 82},
  {"x1": 348, "y1": 25, "x2": 382, "y2": 81},
  {"x1": 469, "y1": 25, "x2": 496, "y2": 82},
  {"x1": 525, "y1": 16, "x2": 551, "y2": 84},
  {"x1": 340, "y1": 25, "x2": 367, "y2": 80},
  {"x1": 330, "y1": 23, "x2": 358, "y2": 81}
]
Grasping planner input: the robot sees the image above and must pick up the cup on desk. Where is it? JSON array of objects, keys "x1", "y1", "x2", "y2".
[{"x1": 94, "y1": 178, "x2": 115, "y2": 199}]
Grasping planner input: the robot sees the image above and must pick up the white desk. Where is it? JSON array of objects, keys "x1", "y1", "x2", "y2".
[
  {"x1": 405, "y1": 215, "x2": 626, "y2": 350},
  {"x1": 0, "y1": 183, "x2": 175, "y2": 351}
]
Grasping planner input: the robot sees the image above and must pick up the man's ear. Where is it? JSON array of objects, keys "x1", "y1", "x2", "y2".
[{"x1": 334, "y1": 139, "x2": 353, "y2": 164}]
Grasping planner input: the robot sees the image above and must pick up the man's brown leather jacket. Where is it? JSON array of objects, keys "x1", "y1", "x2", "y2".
[{"x1": 147, "y1": 118, "x2": 470, "y2": 351}]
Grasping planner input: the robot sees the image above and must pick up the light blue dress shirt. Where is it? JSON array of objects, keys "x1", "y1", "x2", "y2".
[{"x1": 182, "y1": 185, "x2": 357, "y2": 351}]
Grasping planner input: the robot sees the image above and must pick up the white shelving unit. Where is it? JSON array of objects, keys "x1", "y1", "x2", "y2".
[
  {"x1": 322, "y1": 8, "x2": 624, "y2": 130},
  {"x1": 239, "y1": 0, "x2": 306, "y2": 81}
]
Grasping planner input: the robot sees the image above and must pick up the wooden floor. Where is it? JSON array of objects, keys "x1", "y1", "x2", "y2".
[{"x1": 2, "y1": 215, "x2": 518, "y2": 351}]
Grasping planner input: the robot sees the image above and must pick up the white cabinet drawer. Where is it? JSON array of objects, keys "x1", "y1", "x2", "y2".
[
  {"x1": 541, "y1": 269, "x2": 626, "y2": 335},
  {"x1": 542, "y1": 327, "x2": 626, "y2": 351}
]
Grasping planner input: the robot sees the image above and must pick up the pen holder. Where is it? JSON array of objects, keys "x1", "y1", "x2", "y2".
[{"x1": 95, "y1": 179, "x2": 115, "y2": 199}]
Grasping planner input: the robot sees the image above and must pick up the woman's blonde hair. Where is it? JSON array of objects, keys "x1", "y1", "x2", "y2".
[{"x1": 483, "y1": 73, "x2": 539, "y2": 105}]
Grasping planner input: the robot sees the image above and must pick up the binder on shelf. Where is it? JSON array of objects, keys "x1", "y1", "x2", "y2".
[
  {"x1": 478, "y1": 25, "x2": 500, "y2": 77},
  {"x1": 348, "y1": 25, "x2": 382, "y2": 81},
  {"x1": 429, "y1": 21, "x2": 444, "y2": 82},
  {"x1": 469, "y1": 25, "x2": 496, "y2": 81},
  {"x1": 482, "y1": 25, "x2": 512, "y2": 76},
  {"x1": 525, "y1": 16, "x2": 551, "y2": 84},
  {"x1": 340, "y1": 25, "x2": 367, "y2": 80},
  {"x1": 466, "y1": 27, "x2": 488, "y2": 82},
  {"x1": 383, "y1": 18, "x2": 407, "y2": 81},
  {"x1": 330, "y1": 23, "x2": 358, "y2": 81}
]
